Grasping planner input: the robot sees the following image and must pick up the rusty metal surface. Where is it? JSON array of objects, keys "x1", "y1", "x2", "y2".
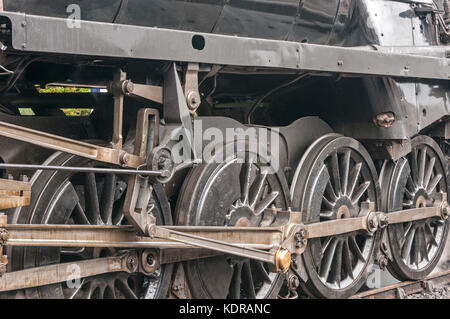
[{"x1": 0, "y1": 120, "x2": 145, "y2": 168}]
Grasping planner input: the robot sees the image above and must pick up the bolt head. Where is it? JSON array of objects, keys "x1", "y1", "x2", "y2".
[
  {"x1": 127, "y1": 255, "x2": 137, "y2": 272},
  {"x1": 379, "y1": 214, "x2": 389, "y2": 228},
  {"x1": 125, "y1": 81, "x2": 134, "y2": 93},
  {"x1": 289, "y1": 275, "x2": 300, "y2": 288},
  {"x1": 146, "y1": 254, "x2": 155, "y2": 267},
  {"x1": 186, "y1": 91, "x2": 201, "y2": 110}
]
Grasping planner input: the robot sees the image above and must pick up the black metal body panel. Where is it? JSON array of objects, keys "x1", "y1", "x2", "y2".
[
  {"x1": 1, "y1": 0, "x2": 449, "y2": 143},
  {"x1": 4, "y1": 0, "x2": 341, "y2": 44}
]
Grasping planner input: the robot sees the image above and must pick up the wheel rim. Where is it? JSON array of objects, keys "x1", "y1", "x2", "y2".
[
  {"x1": 176, "y1": 144, "x2": 290, "y2": 299},
  {"x1": 291, "y1": 135, "x2": 380, "y2": 298},
  {"x1": 5, "y1": 152, "x2": 172, "y2": 299},
  {"x1": 381, "y1": 136, "x2": 449, "y2": 280}
]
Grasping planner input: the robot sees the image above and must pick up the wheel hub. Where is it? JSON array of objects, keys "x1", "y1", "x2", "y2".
[
  {"x1": 337, "y1": 205, "x2": 351, "y2": 219},
  {"x1": 226, "y1": 201, "x2": 263, "y2": 227}
]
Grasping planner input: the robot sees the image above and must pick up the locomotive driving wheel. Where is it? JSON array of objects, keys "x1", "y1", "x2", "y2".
[
  {"x1": 290, "y1": 134, "x2": 380, "y2": 299},
  {"x1": 2, "y1": 151, "x2": 173, "y2": 299},
  {"x1": 380, "y1": 135, "x2": 450, "y2": 281},
  {"x1": 176, "y1": 142, "x2": 290, "y2": 299}
]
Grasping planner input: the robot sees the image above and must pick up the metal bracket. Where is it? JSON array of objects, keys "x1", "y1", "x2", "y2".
[
  {"x1": 147, "y1": 63, "x2": 199, "y2": 183},
  {"x1": 111, "y1": 69, "x2": 126, "y2": 149},
  {"x1": 123, "y1": 108, "x2": 161, "y2": 235},
  {"x1": 184, "y1": 63, "x2": 201, "y2": 113},
  {"x1": 0, "y1": 178, "x2": 31, "y2": 210},
  {"x1": 109, "y1": 78, "x2": 163, "y2": 105}
]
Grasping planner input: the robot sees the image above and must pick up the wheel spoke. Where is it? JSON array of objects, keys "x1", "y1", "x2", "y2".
[
  {"x1": 254, "y1": 261, "x2": 271, "y2": 284},
  {"x1": 121, "y1": 285, "x2": 138, "y2": 299},
  {"x1": 342, "y1": 240, "x2": 354, "y2": 279},
  {"x1": 348, "y1": 236, "x2": 365, "y2": 262},
  {"x1": 419, "y1": 227, "x2": 429, "y2": 263},
  {"x1": 322, "y1": 196, "x2": 334, "y2": 211},
  {"x1": 331, "y1": 241, "x2": 343, "y2": 287},
  {"x1": 411, "y1": 148, "x2": 419, "y2": 185},
  {"x1": 240, "y1": 163, "x2": 253, "y2": 205},
  {"x1": 401, "y1": 226, "x2": 416, "y2": 260},
  {"x1": 340, "y1": 150, "x2": 351, "y2": 196},
  {"x1": 254, "y1": 191, "x2": 279, "y2": 215},
  {"x1": 84, "y1": 172, "x2": 101, "y2": 224},
  {"x1": 249, "y1": 169, "x2": 268, "y2": 209},
  {"x1": 424, "y1": 223, "x2": 438, "y2": 247},
  {"x1": 411, "y1": 230, "x2": 420, "y2": 267},
  {"x1": 243, "y1": 261, "x2": 256, "y2": 299},
  {"x1": 351, "y1": 181, "x2": 370, "y2": 205},
  {"x1": 426, "y1": 174, "x2": 442, "y2": 195},
  {"x1": 320, "y1": 210, "x2": 334, "y2": 220},
  {"x1": 73, "y1": 202, "x2": 90, "y2": 225},
  {"x1": 330, "y1": 152, "x2": 342, "y2": 196},
  {"x1": 399, "y1": 222, "x2": 413, "y2": 247},
  {"x1": 228, "y1": 263, "x2": 243, "y2": 299},
  {"x1": 324, "y1": 179, "x2": 338, "y2": 202},
  {"x1": 321, "y1": 236, "x2": 333, "y2": 255},
  {"x1": 347, "y1": 162, "x2": 362, "y2": 198},
  {"x1": 100, "y1": 174, "x2": 116, "y2": 225},
  {"x1": 319, "y1": 238, "x2": 338, "y2": 280},
  {"x1": 418, "y1": 148, "x2": 426, "y2": 187},
  {"x1": 423, "y1": 156, "x2": 435, "y2": 190}
]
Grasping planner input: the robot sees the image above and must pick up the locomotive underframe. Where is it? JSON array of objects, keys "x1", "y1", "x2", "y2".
[{"x1": 0, "y1": 178, "x2": 448, "y2": 293}]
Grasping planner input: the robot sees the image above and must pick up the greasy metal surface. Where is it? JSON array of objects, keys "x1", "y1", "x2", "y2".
[
  {"x1": 0, "y1": 120, "x2": 145, "y2": 168},
  {"x1": 112, "y1": 70, "x2": 126, "y2": 149},
  {"x1": 0, "y1": 178, "x2": 30, "y2": 210},
  {"x1": 387, "y1": 205, "x2": 445, "y2": 224},
  {"x1": 0, "y1": 163, "x2": 162, "y2": 176},
  {"x1": 0, "y1": 196, "x2": 29, "y2": 210},
  {"x1": 123, "y1": 108, "x2": 161, "y2": 235},
  {"x1": 351, "y1": 269, "x2": 450, "y2": 299},
  {"x1": 4, "y1": 224, "x2": 281, "y2": 250},
  {"x1": 0, "y1": 254, "x2": 132, "y2": 292},
  {"x1": 153, "y1": 226, "x2": 280, "y2": 264},
  {"x1": 127, "y1": 83, "x2": 163, "y2": 104},
  {"x1": 2, "y1": 12, "x2": 450, "y2": 79}
]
